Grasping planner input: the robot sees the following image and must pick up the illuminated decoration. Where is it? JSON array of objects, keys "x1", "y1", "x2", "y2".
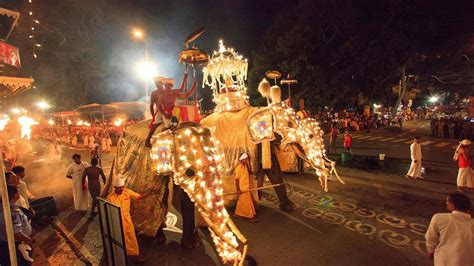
[
  {"x1": 67, "y1": 119, "x2": 72, "y2": 125},
  {"x1": 150, "y1": 125, "x2": 247, "y2": 264},
  {"x1": 114, "y1": 118, "x2": 124, "y2": 127},
  {"x1": 76, "y1": 120, "x2": 83, "y2": 126},
  {"x1": 247, "y1": 102, "x2": 345, "y2": 192},
  {"x1": 84, "y1": 122, "x2": 91, "y2": 127},
  {"x1": 47, "y1": 119, "x2": 54, "y2": 125},
  {"x1": 25, "y1": 0, "x2": 42, "y2": 59},
  {"x1": 203, "y1": 40, "x2": 249, "y2": 112},
  {"x1": 248, "y1": 113, "x2": 274, "y2": 141},
  {"x1": 0, "y1": 115, "x2": 10, "y2": 130},
  {"x1": 18, "y1": 115, "x2": 38, "y2": 140}
]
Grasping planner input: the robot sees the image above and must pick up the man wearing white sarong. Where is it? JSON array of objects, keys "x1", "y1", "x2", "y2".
[
  {"x1": 454, "y1": 139, "x2": 473, "y2": 192},
  {"x1": 425, "y1": 193, "x2": 474, "y2": 266},
  {"x1": 66, "y1": 154, "x2": 90, "y2": 211},
  {"x1": 105, "y1": 135, "x2": 112, "y2": 153},
  {"x1": 406, "y1": 136, "x2": 422, "y2": 179},
  {"x1": 88, "y1": 135, "x2": 95, "y2": 149}
]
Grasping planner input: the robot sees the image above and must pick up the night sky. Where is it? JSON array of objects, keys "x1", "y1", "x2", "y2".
[{"x1": 2, "y1": 0, "x2": 474, "y2": 109}]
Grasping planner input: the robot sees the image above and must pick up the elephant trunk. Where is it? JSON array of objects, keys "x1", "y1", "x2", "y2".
[{"x1": 179, "y1": 168, "x2": 247, "y2": 265}]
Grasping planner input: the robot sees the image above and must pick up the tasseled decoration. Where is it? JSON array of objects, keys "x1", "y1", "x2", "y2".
[
  {"x1": 270, "y1": 85, "x2": 281, "y2": 103},
  {"x1": 258, "y1": 78, "x2": 271, "y2": 105},
  {"x1": 262, "y1": 139, "x2": 272, "y2": 169}
]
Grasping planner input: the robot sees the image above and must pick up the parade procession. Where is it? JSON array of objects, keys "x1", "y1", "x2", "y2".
[{"x1": 1, "y1": 1, "x2": 474, "y2": 266}]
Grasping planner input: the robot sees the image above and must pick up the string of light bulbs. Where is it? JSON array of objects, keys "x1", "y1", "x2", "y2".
[{"x1": 25, "y1": 0, "x2": 41, "y2": 59}]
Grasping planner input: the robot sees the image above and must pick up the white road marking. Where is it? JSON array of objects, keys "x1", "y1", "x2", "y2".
[
  {"x1": 391, "y1": 139, "x2": 408, "y2": 143},
  {"x1": 420, "y1": 141, "x2": 434, "y2": 146},
  {"x1": 434, "y1": 142, "x2": 450, "y2": 147},
  {"x1": 378, "y1": 138, "x2": 395, "y2": 141},
  {"x1": 357, "y1": 136, "x2": 373, "y2": 140},
  {"x1": 404, "y1": 140, "x2": 413, "y2": 144},
  {"x1": 366, "y1": 136, "x2": 384, "y2": 140},
  {"x1": 452, "y1": 145, "x2": 458, "y2": 149}
]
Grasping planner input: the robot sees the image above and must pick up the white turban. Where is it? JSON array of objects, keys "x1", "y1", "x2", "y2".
[
  {"x1": 113, "y1": 174, "x2": 126, "y2": 187},
  {"x1": 460, "y1": 139, "x2": 471, "y2": 146},
  {"x1": 239, "y1": 153, "x2": 248, "y2": 161}
]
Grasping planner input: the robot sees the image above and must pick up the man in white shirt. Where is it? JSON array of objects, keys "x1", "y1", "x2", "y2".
[
  {"x1": 12, "y1": 166, "x2": 34, "y2": 206},
  {"x1": 406, "y1": 136, "x2": 423, "y2": 179},
  {"x1": 66, "y1": 154, "x2": 90, "y2": 212},
  {"x1": 425, "y1": 193, "x2": 474, "y2": 266},
  {"x1": 5, "y1": 172, "x2": 29, "y2": 209}
]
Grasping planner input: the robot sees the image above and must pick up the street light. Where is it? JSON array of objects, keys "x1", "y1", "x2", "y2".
[
  {"x1": 429, "y1": 95, "x2": 439, "y2": 104},
  {"x1": 35, "y1": 101, "x2": 51, "y2": 110},
  {"x1": 131, "y1": 27, "x2": 150, "y2": 117},
  {"x1": 132, "y1": 28, "x2": 144, "y2": 40},
  {"x1": 135, "y1": 60, "x2": 157, "y2": 81}
]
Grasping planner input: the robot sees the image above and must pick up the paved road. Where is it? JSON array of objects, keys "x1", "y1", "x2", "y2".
[
  {"x1": 18, "y1": 135, "x2": 472, "y2": 266},
  {"x1": 324, "y1": 120, "x2": 459, "y2": 164}
]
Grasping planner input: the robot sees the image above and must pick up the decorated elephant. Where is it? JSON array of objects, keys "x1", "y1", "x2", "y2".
[
  {"x1": 200, "y1": 41, "x2": 344, "y2": 211},
  {"x1": 103, "y1": 121, "x2": 248, "y2": 265}
]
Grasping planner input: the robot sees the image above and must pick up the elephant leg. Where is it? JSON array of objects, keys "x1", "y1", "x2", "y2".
[
  {"x1": 263, "y1": 150, "x2": 295, "y2": 212},
  {"x1": 174, "y1": 185, "x2": 202, "y2": 248},
  {"x1": 154, "y1": 175, "x2": 170, "y2": 245}
]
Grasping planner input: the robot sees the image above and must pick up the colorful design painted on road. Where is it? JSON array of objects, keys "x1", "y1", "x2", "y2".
[{"x1": 262, "y1": 187, "x2": 429, "y2": 258}]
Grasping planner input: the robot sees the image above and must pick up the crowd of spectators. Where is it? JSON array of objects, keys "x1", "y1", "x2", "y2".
[
  {"x1": 430, "y1": 117, "x2": 472, "y2": 140},
  {"x1": 40, "y1": 119, "x2": 138, "y2": 152},
  {"x1": 313, "y1": 111, "x2": 392, "y2": 133}
]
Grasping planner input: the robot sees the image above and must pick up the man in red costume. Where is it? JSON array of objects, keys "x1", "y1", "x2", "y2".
[{"x1": 145, "y1": 70, "x2": 194, "y2": 148}]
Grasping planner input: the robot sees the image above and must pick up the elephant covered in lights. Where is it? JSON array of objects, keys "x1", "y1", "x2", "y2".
[
  {"x1": 200, "y1": 80, "x2": 344, "y2": 212},
  {"x1": 103, "y1": 121, "x2": 247, "y2": 265}
]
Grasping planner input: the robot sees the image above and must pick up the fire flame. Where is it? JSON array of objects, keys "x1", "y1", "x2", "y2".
[
  {"x1": 18, "y1": 116, "x2": 38, "y2": 140},
  {"x1": 0, "y1": 115, "x2": 10, "y2": 131},
  {"x1": 114, "y1": 118, "x2": 123, "y2": 127}
]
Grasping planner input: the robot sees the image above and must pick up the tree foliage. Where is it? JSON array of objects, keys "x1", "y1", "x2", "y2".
[{"x1": 249, "y1": 0, "x2": 474, "y2": 111}]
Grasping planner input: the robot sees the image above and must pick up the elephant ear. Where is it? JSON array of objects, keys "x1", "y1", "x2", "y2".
[
  {"x1": 150, "y1": 130, "x2": 175, "y2": 175},
  {"x1": 247, "y1": 107, "x2": 275, "y2": 143}
]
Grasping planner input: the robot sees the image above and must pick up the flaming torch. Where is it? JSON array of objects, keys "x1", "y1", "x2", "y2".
[
  {"x1": 114, "y1": 118, "x2": 124, "y2": 127},
  {"x1": 18, "y1": 116, "x2": 38, "y2": 140},
  {"x1": 0, "y1": 115, "x2": 10, "y2": 131}
]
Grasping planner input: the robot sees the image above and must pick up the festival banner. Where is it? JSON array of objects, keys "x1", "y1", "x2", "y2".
[{"x1": 0, "y1": 41, "x2": 21, "y2": 68}]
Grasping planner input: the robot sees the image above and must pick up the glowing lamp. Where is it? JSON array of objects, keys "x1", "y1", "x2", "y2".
[
  {"x1": 429, "y1": 95, "x2": 439, "y2": 104},
  {"x1": 36, "y1": 101, "x2": 51, "y2": 110},
  {"x1": 135, "y1": 61, "x2": 157, "y2": 81}
]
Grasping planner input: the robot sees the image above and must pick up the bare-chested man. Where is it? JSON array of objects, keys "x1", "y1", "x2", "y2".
[{"x1": 145, "y1": 70, "x2": 193, "y2": 147}]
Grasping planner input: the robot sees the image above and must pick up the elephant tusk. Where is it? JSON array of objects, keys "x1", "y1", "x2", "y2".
[{"x1": 323, "y1": 154, "x2": 345, "y2": 185}]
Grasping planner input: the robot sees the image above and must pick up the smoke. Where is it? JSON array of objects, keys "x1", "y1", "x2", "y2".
[{"x1": 13, "y1": 0, "x2": 289, "y2": 110}]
